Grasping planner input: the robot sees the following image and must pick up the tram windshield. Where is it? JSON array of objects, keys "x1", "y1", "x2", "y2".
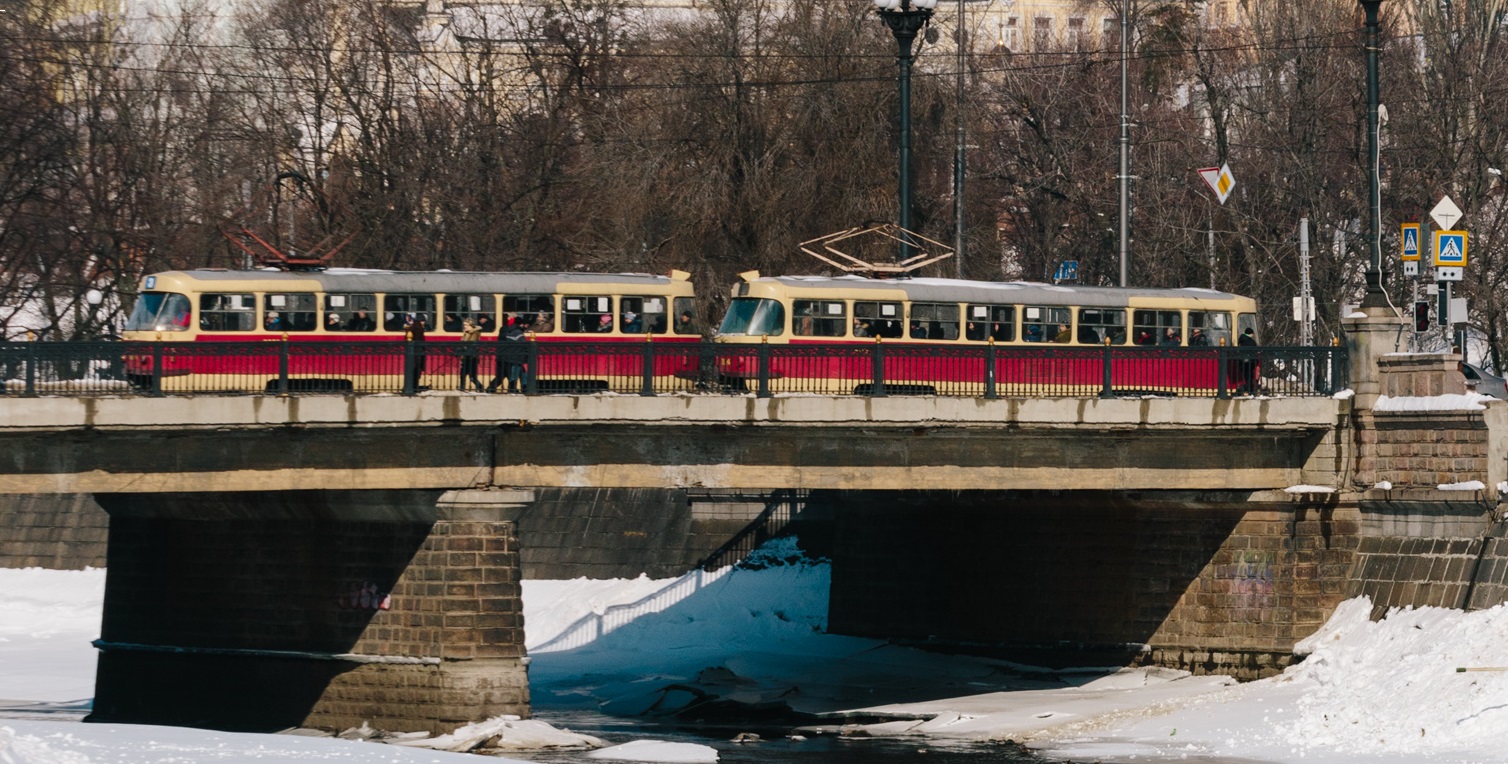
[
  {"x1": 718, "y1": 298, "x2": 785, "y2": 337},
  {"x1": 124, "y1": 292, "x2": 192, "y2": 332}
]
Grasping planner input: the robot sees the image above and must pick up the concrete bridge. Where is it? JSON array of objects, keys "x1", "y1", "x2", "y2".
[{"x1": 3, "y1": 309, "x2": 1508, "y2": 735}]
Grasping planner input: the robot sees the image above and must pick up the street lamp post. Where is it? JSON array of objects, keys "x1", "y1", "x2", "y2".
[
  {"x1": 874, "y1": 0, "x2": 938, "y2": 263},
  {"x1": 1359, "y1": 0, "x2": 1387, "y2": 308}
]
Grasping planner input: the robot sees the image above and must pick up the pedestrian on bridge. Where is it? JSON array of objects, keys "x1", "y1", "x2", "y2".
[
  {"x1": 458, "y1": 318, "x2": 484, "y2": 391},
  {"x1": 405, "y1": 315, "x2": 428, "y2": 392}
]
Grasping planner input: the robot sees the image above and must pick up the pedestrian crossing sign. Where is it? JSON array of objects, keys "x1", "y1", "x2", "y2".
[
  {"x1": 1434, "y1": 230, "x2": 1468, "y2": 268},
  {"x1": 1400, "y1": 223, "x2": 1420, "y2": 262}
]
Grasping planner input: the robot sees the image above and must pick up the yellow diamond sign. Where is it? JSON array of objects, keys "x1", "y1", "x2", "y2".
[{"x1": 1198, "y1": 164, "x2": 1236, "y2": 205}]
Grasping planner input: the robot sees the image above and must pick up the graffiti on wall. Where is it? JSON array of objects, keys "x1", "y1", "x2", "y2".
[{"x1": 337, "y1": 581, "x2": 391, "y2": 611}]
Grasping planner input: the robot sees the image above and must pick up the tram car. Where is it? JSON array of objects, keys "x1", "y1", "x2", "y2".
[
  {"x1": 713, "y1": 271, "x2": 1260, "y2": 395},
  {"x1": 121, "y1": 268, "x2": 700, "y2": 392}
]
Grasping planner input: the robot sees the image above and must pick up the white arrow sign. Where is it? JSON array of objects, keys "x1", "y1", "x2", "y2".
[{"x1": 1431, "y1": 196, "x2": 1463, "y2": 230}]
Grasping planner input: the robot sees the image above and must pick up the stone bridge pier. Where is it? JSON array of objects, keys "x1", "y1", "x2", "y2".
[{"x1": 87, "y1": 488, "x2": 532, "y2": 735}]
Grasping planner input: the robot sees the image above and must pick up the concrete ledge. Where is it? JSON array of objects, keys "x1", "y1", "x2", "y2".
[{"x1": 0, "y1": 393, "x2": 1348, "y2": 431}]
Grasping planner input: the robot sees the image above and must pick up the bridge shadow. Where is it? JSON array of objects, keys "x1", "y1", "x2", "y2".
[
  {"x1": 525, "y1": 535, "x2": 1126, "y2": 726},
  {"x1": 88, "y1": 490, "x2": 442, "y2": 732}
]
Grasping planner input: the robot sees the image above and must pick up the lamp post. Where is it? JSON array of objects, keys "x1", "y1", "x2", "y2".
[
  {"x1": 1359, "y1": 0, "x2": 1387, "y2": 308},
  {"x1": 874, "y1": 0, "x2": 938, "y2": 263}
]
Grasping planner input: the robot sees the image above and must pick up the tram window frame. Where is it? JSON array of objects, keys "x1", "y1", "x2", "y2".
[
  {"x1": 503, "y1": 294, "x2": 555, "y2": 332},
  {"x1": 442, "y1": 293, "x2": 497, "y2": 333},
  {"x1": 1076, "y1": 308, "x2": 1127, "y2": 346},
  {"x1": 1236, "y1": 313, "x2": 1258, "y2": 343},
  {"x1": 1023, "y1": 305, "x2": 1072, "y2": 343},
  {"x1": 199, "y1": 293, "x2": 256, "y2": 332},
  {"x1": 853, "y1": 301, "x2": 903, "y2": 338},
  {"x1": 620, "y1": 295, "x2": 668, "y2": 334},
  {"x1": 672, "y1": 296, "x2": 698, "y2": 335},
  {"x1": 1132, "y1": 309, "x2": 1183, "y2": 346},
  {"x1": 964, "y1": 305, "x2": 1015, "y2": 342},
  {"x1": 264, "y1": 293, "x2": 318, "y2": 332},
  {"x1": 323, "y1": 294, "x2": 378, "y2": 333},
  {"x1": 909, "y1": 303, "x2": 960, "y2": 340},
  {"x1": 1188, "y1": 310, "x2": 1232, "y2": 346},
  {"x1": 792, "y1": 299, "x2": 847, "y2": 338},
  {"x1": 383, "y1": 294, "x2": 437, "y2": 332},
  {"x1": 562, "y1": 294, "x2": 615, "y2": 334}
]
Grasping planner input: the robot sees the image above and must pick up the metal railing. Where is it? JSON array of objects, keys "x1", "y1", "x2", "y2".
[{"x1": 0, "y1": 339, "x2": 1348, "y2": 400}]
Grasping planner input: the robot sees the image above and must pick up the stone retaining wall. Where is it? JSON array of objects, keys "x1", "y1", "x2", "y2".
[{"x1": 0, "y1": 494, "x2": 108, "y2": 569}]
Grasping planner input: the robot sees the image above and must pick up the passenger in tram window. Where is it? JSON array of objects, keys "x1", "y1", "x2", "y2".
[
  {"x1": 853, "y1": 318, "x2": 871, "y2": 337},
  {"x1": 1162, "y1": 327, "x2": 1182, "y2": 346},
  {"x1": 597, "y1": 314, "x2": 614, "y2": 332},
  {"x1": 1135, "y1": 330, "x2": 1155, "y2": 345},
  {"x1": 1054, "y1": 323, "x2": 1072, "y2": 343},
  {"x1": 384, "y1": 312, "x2": 404, "y2": 331},
  {"x1": 909, "y1": 321, "x2": 927, "y2": 339},
  {"x1": 676, "y1": 311, "x2": 696, "y2": 334},
  {"x1": 444, "y1": 314, "x2": 462, "y2": 333},
  {"x1": 1077, "y1": 325, "x2": 1100, "y2": 344},
  {"x1": 531, "y1": 312, "x2": 554, "y2": 333},
  {"x1": 965, "y1": 322, "x2": 983, "y2": 341},
  {"x1": 265, "y1": 311, "x2": 283, "y2": 331},
  {"x1": 347, "y1": 309, "x2": 375, "y2": 332},
  {"x1": 326, "y1": 312, "x2": 342, "y2": 330},
  {"x1": 1189, "y1": 327, "x2": 1210, "y2": 346},
  {"x1": 477, "y1": 314, "x2": 495, "y2": 333},
  {"x1": 622, "y1": 311, "x2": 642, "y2": 333}
]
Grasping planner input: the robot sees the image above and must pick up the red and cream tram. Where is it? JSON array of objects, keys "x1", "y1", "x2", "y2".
[
  {"x1": 121, "y1": 269, "x2": 699, "y2": 391},
  {"x1": 714, "y1": 272, "x2": 1260, "y2": 395}
]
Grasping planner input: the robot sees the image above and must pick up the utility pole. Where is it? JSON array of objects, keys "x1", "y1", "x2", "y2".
[
  {"x1": 1359, "y1": 0, "x2": 1387, "y2": 308},
  {"x1": 953, "y1": 0, "x2": 966, "y2": 278},
  {"x1": 1118, "y1": 1, "x2": 1131, "y2": 288}
]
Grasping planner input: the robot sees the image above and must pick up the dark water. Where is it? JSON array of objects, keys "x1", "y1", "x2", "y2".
[{"x1": 504, "y1": 709, "x2": 1048, "y2": 763}]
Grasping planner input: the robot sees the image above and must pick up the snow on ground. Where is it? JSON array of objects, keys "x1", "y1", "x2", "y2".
[{"x1": 7, "y1": 540, "x2": 1508, "y2": 763}]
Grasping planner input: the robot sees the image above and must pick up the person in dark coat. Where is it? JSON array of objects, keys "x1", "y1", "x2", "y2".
[
  {"x1": 405, "y1": 314, "x2": 428, "y2": 391},
  {"x1": 487, "y1": 315, "x2": 528, "y2": 393}
]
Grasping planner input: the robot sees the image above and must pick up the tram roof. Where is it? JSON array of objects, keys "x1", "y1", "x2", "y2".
[
  {"x1": 149, "y1": 269, "x2": 687, "y2": 293},
  {"x1": 756, "y1": 275, "x2": 1250, "y2": 308}
]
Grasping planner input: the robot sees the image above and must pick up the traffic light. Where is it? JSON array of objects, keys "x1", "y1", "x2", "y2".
[{"x1": 1414, "y1": 301, "x2": 1431, "y2": 332}]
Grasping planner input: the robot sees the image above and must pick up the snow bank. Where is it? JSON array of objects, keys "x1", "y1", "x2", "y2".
[
  {"x1": 0, "y1": 568, "x2": 105, "y2": 702},
  {"x1": 587, "y1": 740, "x2": 719, "y2": 763},
  {"x1": 389, "y1": 715, "x2": 603, "y2": 752}
]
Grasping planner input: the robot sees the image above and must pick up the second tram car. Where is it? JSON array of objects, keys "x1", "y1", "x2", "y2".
[
  {"x1": 122, "y1": 269, "x2": 700, "y2": 391},
  {"x1": 715, "y1": 272, "x2": 1260, "y2": 395}
]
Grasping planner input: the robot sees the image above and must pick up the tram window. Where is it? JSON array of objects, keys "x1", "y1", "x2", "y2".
[
  {"x1": 854, "y1": 301, "x2": 903, "y2": 338},
  {"x1": 443, "y1": 294, "x2": 497, "y2": 333},
  {"x1": 265, "y1": 293, "x2": 317, "y2": 332},
  {"x1": 965, "y1": 305, "x2": 1014, "y2": 342},
  {"x1": 673, "y1": 297, "x2": 698, "y2": 335},
  {"x1": 719, "y1": 298, "x2": 785, "y2": 337},
  {"x1": 793, "y1": 300, "x2": 846, "y2": 337},
  {"x1": 1188, "y1": 311, "x2": 1231, "y2": 346},
  {"x1": 125, "y1": 292, "x2": 193, "y2": 332},
  {"x1": 1237, "y1": 313, "x2": 1258, "y2": 344},
  {"x1": 1133, "y1": 310, "x2": 1183, "y2": 346},
  {"x1": 562, "y1": 295, "x2": 614, "y2": 333},
  {"x1": 198, "y1": 293, "x2": 255, "y2": 332},
  {"x1": 503, "y1": 294, "x2": 555, "y2": 332},
  {"x1": 909, "y1": 303, "x2": 959, "y2": 340},
  {"x1": 1077, "y1": 308, "x2": 1127, "y2": 345},
  {"x1": 1023, "y1": 306, "x2": 1071, "y2": 343},
  {"x1": 383, "y1": 294, "x2": 437, "y2": 331},
  {"x1": 617, "y1": 296, "x2": 667, "y2": 334},
  {"x1": 324, "y1": 294, "x2": 378, "y2": 332}
]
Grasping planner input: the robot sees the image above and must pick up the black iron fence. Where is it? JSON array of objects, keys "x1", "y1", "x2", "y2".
[{"x1": 0, "y1": 339, "x2": 1348, "y2": 400}]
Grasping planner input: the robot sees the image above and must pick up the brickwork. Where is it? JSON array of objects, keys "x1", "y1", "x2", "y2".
[
  {"x1": 1355, "y1": 411, "x2": 1489, "y2": 489},
  {"x1": 830, "y1": 492, "x2": 1358, "y2": 679},
  {"x1": 0, "y1": 494, "x2": 108, "y2": 569},
  {"x1": 90, "y1": 490, "x2": 529, "y2": 734},
  {"x1": 519, "y1": 488, "x2": 780, "y2": 579}
]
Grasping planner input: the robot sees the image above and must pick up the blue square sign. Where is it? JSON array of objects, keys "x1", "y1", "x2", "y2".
[{"x1": 1434, "y1": 230, "x2": 1468, "y2": 267}]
